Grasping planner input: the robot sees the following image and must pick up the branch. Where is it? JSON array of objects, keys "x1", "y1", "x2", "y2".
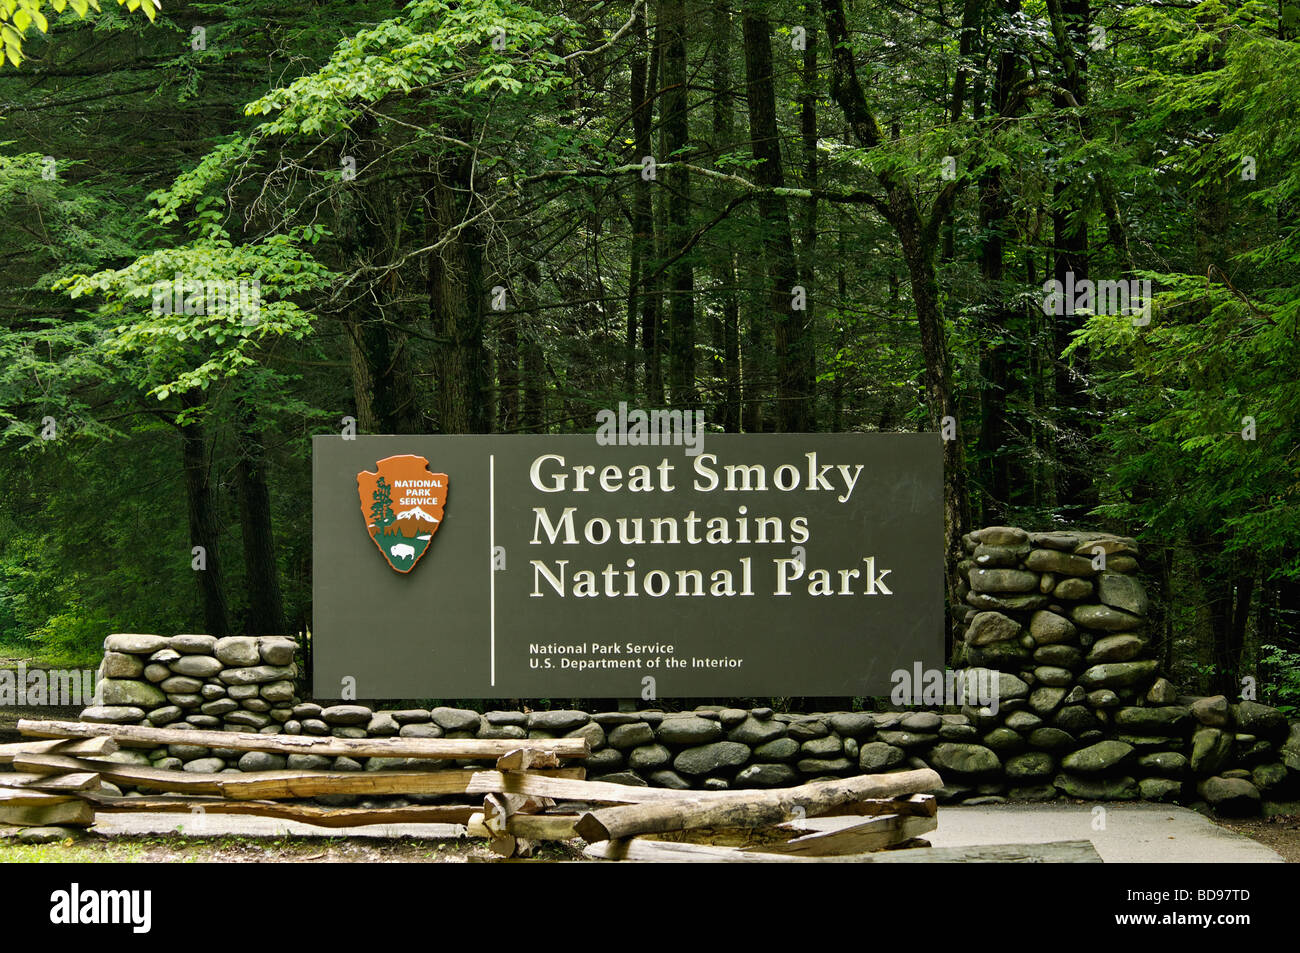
[
  {"x1": 512, "y1": 161, "x2": 888, "y2": 211},
  {"x1": 564, "y1": 0, "x2": 647, "y2": 62},
  {"x1": 924, "y1": 178, "x2": 963, "y2": 247}
]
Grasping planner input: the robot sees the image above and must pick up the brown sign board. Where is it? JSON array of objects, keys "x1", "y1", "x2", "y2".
[{"x1": 312, "y1": 433, "x2": 943, "y2": 699}]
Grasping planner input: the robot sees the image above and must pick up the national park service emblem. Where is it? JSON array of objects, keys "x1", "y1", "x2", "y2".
[{"x1": 357, "y1": 455, "x2": 448, "y2": 574}]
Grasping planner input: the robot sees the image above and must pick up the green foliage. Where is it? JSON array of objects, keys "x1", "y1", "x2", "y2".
[
  {"x1": 0, "y1": 0, "x2": 159, "y2": 67},
  {"x1": 28, "y1": 607, "x2": 111, "y2": 666},
  {"x1": 57, "y1": 227, "x2": 335, "y2": 400},
  {"x1": 1074, "y1": 8, "x2": 1300, "y2": 580},
  {"x1": 1259, "y1": 644, "x2": 1300, "y2": 714},
  {"x1": 0, "y1": 0, "x2": 1298, "y2": 686},
  {"x1": 246, "y1": 0, "x2": 571, "y2": 134}
]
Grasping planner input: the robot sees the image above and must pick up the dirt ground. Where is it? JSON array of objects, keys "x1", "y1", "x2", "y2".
[
  {"x1": 0, "y1": 654, "x2": 84, "y2": 745},
  {"x1": 0, "y1": 705, "x2": 82, "y2": 745},
  {"x1": 1214, "y1": 812, "x2": 1300, "y2": 863}
]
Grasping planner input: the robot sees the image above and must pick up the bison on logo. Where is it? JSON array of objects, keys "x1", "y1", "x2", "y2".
[{"x1": 357, "y1": 455, "x2": 448, "y2": 573}]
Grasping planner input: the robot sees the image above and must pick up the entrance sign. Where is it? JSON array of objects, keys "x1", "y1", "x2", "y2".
[{"x1": 313, "y1": 434, "x2": 942, "y2": 698}]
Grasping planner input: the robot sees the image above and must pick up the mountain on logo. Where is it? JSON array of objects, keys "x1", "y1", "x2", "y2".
[{"x1": 395, "y1": 506, "x2": 440, "y2": 523}]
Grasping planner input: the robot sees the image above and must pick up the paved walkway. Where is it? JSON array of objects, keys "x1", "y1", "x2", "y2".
[
  {"x1": 94, "y1": 802, "x2": 1283, "y2": 862},
  {"x1": 927, "y1": 803, "x2": 1282, "y2": 863}
]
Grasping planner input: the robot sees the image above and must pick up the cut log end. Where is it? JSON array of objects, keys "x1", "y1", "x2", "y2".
[
  {"x1": 574, "y1": 813, "x2": 610, "y2": 844},
  {"x1": 497, "y1": 748, "x2": 563, "y2": 771}
]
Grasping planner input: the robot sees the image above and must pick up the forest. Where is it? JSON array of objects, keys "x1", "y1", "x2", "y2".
[{"x1": 0, "y1": 0, "x2": 1297, "y2": 709}]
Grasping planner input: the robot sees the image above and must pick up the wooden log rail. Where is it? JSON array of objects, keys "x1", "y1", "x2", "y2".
[
  {"x1": 0, "y1": 736, "x2": 117, "y2": 765},
  {"x1": 83, "y1": 793, "x2": 480, "y2": 828},
  {"x1": 17, "y1": 719, "x2": 589, "y2": 762},
  {"x1": 13, "y1": 753, "x2": 585, "y2": 800},
  {"x1": 575, "y1": 768, "x2": 943, "y2": 842},
  {"x1": 584, "y1": 839, "x2": 1104, "y2": 863},
  {"x1": 3, "y1": 721, "x2": 983, "y2": 863}
]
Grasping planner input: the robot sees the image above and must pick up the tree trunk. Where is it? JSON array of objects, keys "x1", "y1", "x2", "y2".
[
  {"x1": 822, "y1": 0, "x2": 970, "y2": 600},
  {"x1": 644, "y1": 19, "x2": 665, "y2": 404},
  {"x1": 498, "y1": 308, "x2": 520, "y2": 433},
  {"x1": 743, "y1": 8, "x2": 814, "y2": 432},
  {"x1": 1046, "y1": 0, "x2": 1093, "y2": 521},
  {"x1": 1026, "y1": 226, "x2": 1052, "y2": 511},
  {"x1": 799, "y1": 12, "x2": 819, "y2": 426},
  {"x1": 661, "y1": 0, "x2": 695, "y2": 407},
  {"x1": 341, "y1": 313, "x2": 421, "y2": 434},
  {"x1": 711, "y1": 2, "x2": 741, "y2": 432},
  {"x1": 625, "y1": 5, "x2": 648, "y2": 399},
  {"x1": 179, "y1": 392, "x2": 230, "y2": 638},
  {"x1": 741, "y1": 274, "x2": 765, "y2": 432},
  {"x1": 831, "y1": 208, "x2": 847, "y2": 431},
  {"x1": 975, "y1": 0, "x2": 1025, "y2": 523},
  {"x1": 943, "y1": 0, "x2": 985, "y2": 264},
  {"x1": 336, "y1": 116, "x2": 421, "y2": 435},
  {"x1": 427, "y1": 139, "x2": 490, "y2": 434},
  {"x1": 1222, "y1": 573, "x2": 1254, "y2": 697},
  {"x1": 521, "y1": 258, "x2": 545, "y2": 433},
  {"x1": 628, "y1": 3, "x2": 658, "y2": 401},
  {"x1": 898, "y1": 228, "x2": 971, "y2": 598},
  {"x1": 234, "y1": 408, "x2": 286, "y2": 636}
]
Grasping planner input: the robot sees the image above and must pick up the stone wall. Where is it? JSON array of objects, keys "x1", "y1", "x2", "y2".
[
  {"x1": 81, "y1": 529, "x2": 1300, "y2": 814},
  {"x1": 951, "y1": 525, "x2": 1297, "y2": 814},
  {"x1": 91, "y1": 633, "x2": 302, "y2": 751}
]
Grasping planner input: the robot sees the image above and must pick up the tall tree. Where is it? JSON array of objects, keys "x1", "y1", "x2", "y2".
[
  {"x1": 821, "y1": 0, "x2": 970, "y2": 589},
  {"x1": 1045, "y1": 0, "x2": 1094, "y2": 520},
  {"x1": 743, "y1": 6, "x2": 815, "y2": 432},
  {"x1": 180, "y1": 392, "x2": 231, "y2": 638},
  {"x1": 661, "y1": 0, "x2": 696, "y2": 407}
]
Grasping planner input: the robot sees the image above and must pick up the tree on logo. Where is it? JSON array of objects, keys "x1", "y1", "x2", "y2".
[{"x1": 370, "y1": 477, "x2": 396, "y2": 536}]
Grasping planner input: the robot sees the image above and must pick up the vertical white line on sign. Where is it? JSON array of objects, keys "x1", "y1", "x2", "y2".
[{"x1": 489, "y1": 453, "x2": 496, "y2": 687}]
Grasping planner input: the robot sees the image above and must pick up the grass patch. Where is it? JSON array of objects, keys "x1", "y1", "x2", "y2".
[
  {"x1": 0, "y1": 836, "x2": 152, "y2": 863},
  {"x1": 0, "y1": 831, "x2": 583, "y2": 863},
  {"x1": 0, "y1": 638, "x2": 95, "y2": 668}
]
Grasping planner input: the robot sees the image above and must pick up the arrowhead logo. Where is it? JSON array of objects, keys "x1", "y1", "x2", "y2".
[{"x1": 357, "y1": 455, "x2": 448, "y2": 574}]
